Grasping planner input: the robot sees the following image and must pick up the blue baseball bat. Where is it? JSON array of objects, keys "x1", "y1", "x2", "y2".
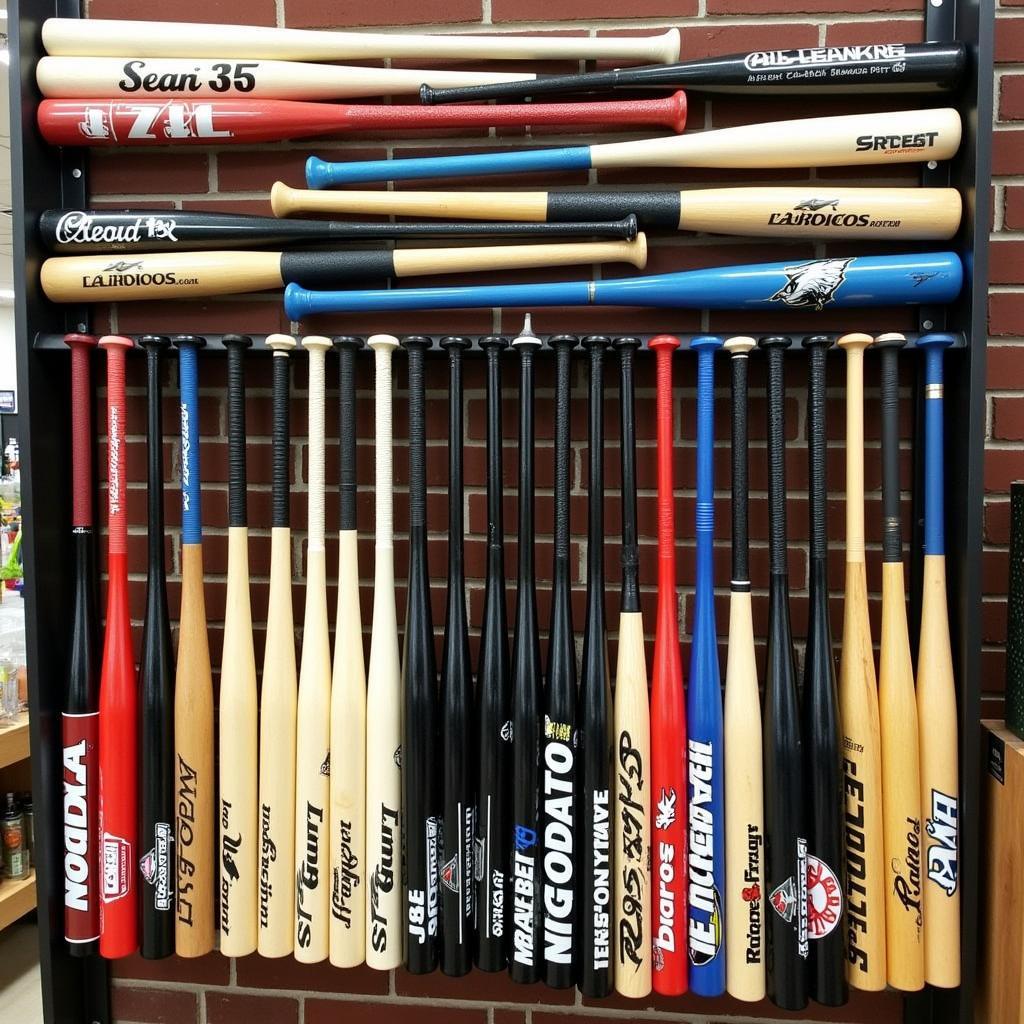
[{"x1": 284, "y1": 251, "x2": 962, "y2": 319}]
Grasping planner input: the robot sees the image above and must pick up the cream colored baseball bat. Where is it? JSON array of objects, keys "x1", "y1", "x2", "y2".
[
  {"x1": 257, "y1": 334, "x2": 298, "y2": 958},
  {"x1": 41, "y1": 18, "x2": 680, "y2": 63},
  {"x1": 219, "y1": 334, "x2": 258, "y2": 958},
  {"x1": 271, "y1": 183, "x2": 962, "y2": 241},
  {"x1": 838, "y1": 331, "x2": 886, "y2": 991},
  {"x1": 365, "y1": 334, "x2": 403, "y2": 971},
  {"x1": 330, "y1": 337, "x2": 366, "y2": 968}
]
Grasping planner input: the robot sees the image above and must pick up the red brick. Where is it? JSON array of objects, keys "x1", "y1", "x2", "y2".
[
  {"x1": 1001, "y1": 74, "x2": 1024, "y2": 120},
  {"x1": 986, "y1": 497, "x2": 1013, "y2": 544},
  {"x1": 708, "y1": 0, "x2": 915, "y2": 11},
  {"x1": 989, "y1": 293, "x2": 1024, "y2": 337},
  {"x1": 993, "y1": 396, "x2": 1024, "y2": 440},
  {"x1": 495, "y1": 0, "x2": 692, "y2": 17},
  {"x1": 306, "y1": 1002, "x2": 487, "y2": 1024},
  {"x1": 983, "y1": 596, "x2": 1009, "y2": 644},
  {"x1": 109, "y1": 951, "x2": 229, "y2": 986},
  {"x1": 997, "y1": 17, "x2": 1024, "y2": 61},
  {"x1": 993, "y1": 128, "x2": 1024, "y2": 174},
  {"x1": 988, "y1": 240, "x2": 1024, "y2": 285},
  {"x1": 216, "y1": 146, "x2": 388, "y2": 191},
  {"x1": 89, "y1": 152, "x2": 210, "y2": 196},
  {"x1": 89, "y1": 0, "x2": 275, "y2": 21},
  {"x1": 1005, "y1": 185, "x2": 1024, "y2": 230},
  {"x1": 285, "y1": 0, "x2": 481, "y2": 26},
  {"x1": 984, "y1": 547, "x2": 1010, "y2": 596},
  {"x1": 679, "y1": 22, "x2": 819, "y2": 58},
  {"x1": 825, "y1": 20, "x2": 924, "y2": 44},
  {"x1": 986, "y1": 447, "x2": 1024, "y2": 492},
  {"x1": 207, "y1": 993, "x2": 299, "y2": 1024},
  {"x1": 233, "y1": 954, "x2": 389, "y2": 994},
  {"x1": 493, "y1": 1012, "x2": 527, "y2": 1024},
  {"x1": 111, "y1": 985, "x2": 198, "y2": 1024}
]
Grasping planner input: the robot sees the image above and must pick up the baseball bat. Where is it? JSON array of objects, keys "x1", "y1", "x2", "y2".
[
  {"x1": 36, "y1": 95, "x2": 687, "y2": 145},
  {"x1": 294, "y1": 335, "x2": 333, "y2": 963},
  {"x1": 722, "y1": 336, "x2": 765, "y2": 1003},
  {"x1": 42, "y1": 19, "x2": 680, "y2": 63},
  {"x1": 331, "y1": 336, "x2": 367, "y2": 968},
  {"x1": 63, "y1": 332, "x2": 101, "y2": 957},
  {"x1": 269, "y1": 184, "x2": 962, "y2": 241},
  {"x1": 649, "y1": 333, "x2": 686, "y2": 996},
  {"x1": 40, "y1": 208, "x2": 639, "y2": 254},
  {"x1": 257, "y1": 334, "x2": 298, "y2": 959},
  {"x1": 508, "y1": 316, "x2": 543, "y2": 985},
  {"x1": 1009, "y1": 483, "x2": 1024, "y2": 741},
  {"x1": 542, "y1": 333, "x2": 580, "y2": 989},
  {"x1": 579, "y1": 335, "x2": 613, "y2": 998},
  {"x1": 97, "y1": 334, "x2": 138, "y2": 959},
  {"x1": 365, "y1": 334, "x2": 403, "y2": 971},
  {"x1": 219, "y1": 333, "x2": 258, "y2": 958},
  {"x1": 476, "y1": 334, "x2": 512, "y2": 973},
  {"x1": 40, "y1": 236, "x2": 648, "y2": 303},
  {"x1": 760, "y1": 334, "x2": 808, "y2": 1011},
  {"x1": 173, "y1": 335, "x2": 215, "y2": 958},
  {"x1": 802, "y1": 335, "x2": 848, "y2": 1004},
  {"x1": 422, "y1": 40, "x2": 965, "y2": 103},
  {"x1": 838, "y1": 331, "x2": 886, "y2": 991},
  {"x1": 401, "y1": 334, "x2": 441, "y2": 975},
  {"x1": 138, "y1": 334, "x2": 175, "y2": 960},
  {"x1": 687, "y1": 334, "x2": 726, "y2": 996},
  {"x1": 304, "y1": 108, "x2": 961, "y2": 188},
  {"x1": 286, "y1": 252, "x2": 963, "y2": 319},
  {"x1": 875, "y1": 332, "x2": 924, "y2": 991},
  {"x1": 611, "y1": 335, "x2": 650, "y2": 999},
  {"x1": 915, "y1": 332, "x2": 960, "y2": 988}
]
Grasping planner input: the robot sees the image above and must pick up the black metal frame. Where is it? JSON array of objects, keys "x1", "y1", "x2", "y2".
[{"x1": 7, "y1": 0, "x2": 992, "y2": 1021}]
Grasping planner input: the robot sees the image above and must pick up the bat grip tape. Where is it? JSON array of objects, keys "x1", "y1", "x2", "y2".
[
  {"x1": 730, "y1": 353, "x2": 749, "y2": 587},
  {"x1": 225, "y1": 338, "x2": 248, "y2": 528},
  {"x1": 105, "y1": 348, "x2": 128, "y2": 555},
  {"x1": 766, "y1": 348, "x2": 788, "y2": 576},
  {"x1": 405, "y1": 339, "x2": 428, "y2": 532},
  {"x1": 178, "y1": 345, "x2": 202, "y2": 544},
  {"x1": 552, "y1": 339, "x2": 574, "y2": 561},
  {"x1": 808, "y1": 345, "x2": 830, "y2": 563},
  {"x1": 69, "y1": 342, "x2": 93, "y2": 529},
  {"x1": 617, "y1": 341, "x2": 641, "y2": 612},
  {"x1": 338, "y1": 343, "x2": 358, "y2": 532},
  {"x1": 271, "y1": 353, "x2": 290, "y2": 529}
]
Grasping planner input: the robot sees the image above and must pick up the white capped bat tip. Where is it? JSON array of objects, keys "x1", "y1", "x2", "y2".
[
  {"x1": 266, "y1": 333, "x2": 297, "y2": 352},
  {"x1": 657, "y1": 27, "x2": 682, "y2": 63},
  {"x1": 724, "y1": 335, "x2": 756, "y2": 355},
  {"x1": 837, "y1": 332, "x2": 875, "y2": 350},
  {"x1": 368, "y1": 333, "x2": 400, "y2": 351},
  {"x1": 301, "y1": 334, "x2": 333, "y2": 352}
]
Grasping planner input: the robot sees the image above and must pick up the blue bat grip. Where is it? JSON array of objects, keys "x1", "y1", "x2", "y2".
[
  {"x1": 919, "y1": 332, "x2": 955, "y2": 556},
  {"x1": 306, "y1": 145, "x2": 593, "y2": 188},
  {"x1": 178, "y1": 344, "x2": 202, "y2": 545}
]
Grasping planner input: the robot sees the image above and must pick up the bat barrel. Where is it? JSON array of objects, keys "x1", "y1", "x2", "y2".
[{"x1": 65, "y1": 333, "x2": 97, "y2": 528}]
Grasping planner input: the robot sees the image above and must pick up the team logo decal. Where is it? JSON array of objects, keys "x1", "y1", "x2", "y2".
[
  {"x1": 473, "y1": 837, "x2": 485, "y2": 883},
  {"x1": 806, "y1": 855, "x2": 843, "y2": 939},
  {"x1": 770, "y1": 877, "x2": 797, "y2": 923},
  {"x1": 912, "y1": 272, "x2": 939, "y2": 287},
  {"x1": 441, "y1": 853, "x2": 461, "y2": 894},
  {"x1": 794, "y1": 197, "x2": 840, "y2": 212},
  {"x1": 320, "y1": 753, "x2": 330, "y2": 776},
  {"x1": 688, "y1": 887, "x2": 723, "y2": 966},
  {"x1": 771, "y1": 258, "x2": 853, "y2": 311},
  {"x1": 655, "y1": 788, "x2": 677, "y2": 830},
  {"x1": 500, "y1": 720, "x2": 513, "y2": 742}
]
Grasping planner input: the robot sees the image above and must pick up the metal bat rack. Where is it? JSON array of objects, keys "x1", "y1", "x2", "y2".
[{"x1": 7, "y1": 0, "x2": 992, "y2": 1020}]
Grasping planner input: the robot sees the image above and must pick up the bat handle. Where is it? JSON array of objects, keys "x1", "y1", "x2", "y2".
[
  {"x1": 614, "y1": 336, "x2": 642, "y2": 612},
  {"x1": 691, "y1": 335, "x2": 723, "y2": 538},
  {"x1": 804, "y1": 335, "x2": 833, "y2": 564},
  {"x1": 334, "y1": 335, "x2": 364, "y2": 533},
  {"x1": 266, "y1": 334, "x2": 297, "y2": 531},
  {"x1": 368, "y1": 335, "x2": 399, "y2": 548},
  {"x1": 64, "y1": 332, "x2": 98, "y2": 529},
  {"x1": 837, "y1": 332, "x2": 874, "y2": 561},
  {"x1": 917, "y1": 332, "x2": 956, "y2": 556},
  {"x1": 650, "y1": 334, "x2": 680, "y2": 566},
  {"x1": 873, "y1": 332, "x2": 906, "y2": 563},
  {"x1": 759, "y1": 336, "x2": 792, "y2": 575},
  {"x1": 549, "y1": 335, "x2": 579, "y2": 561},
  {"x1": 223, "y1": 334, "x2": 253, "y2": 528},
  {"x1": 98, "y1": 335, "x2": 134, "y2": 554},
  {"x1": 724, "y1": 337, "x2": 755, "y2": 587},
  {"x1": 172, "y1": 335, "x2": 206, "y2": 544}
]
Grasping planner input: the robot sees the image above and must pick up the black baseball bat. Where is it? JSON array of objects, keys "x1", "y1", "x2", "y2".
[
  {"x1": 801, "y1": 336, "x2": 847, "y2": 1005},
  {"x1": 475, "y1": 335, "x2": 512, "y2": 972},
  {"x1": 402, "y1": 335, "x2": 441, "y2": 974},
  {"x1": 420, "y1": 40, "x2": 966, "y2": 103},
  {"x1": 760, "y1": 335, "x2": 808, "y2": 1011},
  {"x1": 440, "y1": 336, "x2": 475, "y2": 977},
  {"x1": 542, "y1": 334, "x2": 580, "y2": 990},
  {"x1": 579, "y1": 335, "x2": 613, "y2": 998}
]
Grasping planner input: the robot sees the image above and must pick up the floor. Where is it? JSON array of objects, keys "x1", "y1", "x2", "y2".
[{"x1": 0, "y1": 919, "x2": 43, "y2": 1023}]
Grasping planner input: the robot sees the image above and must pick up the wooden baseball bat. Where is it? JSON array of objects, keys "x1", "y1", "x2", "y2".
[
  {"x1": 612, "y1": 336, "x2": 651, "y2": 1000},
  {"x1": 270, "y1": 183, "x2": 962, "y2": 241},
  {"x1": 39, "y1": 236, "x2": 648, "y2": 303},
  {"x1": 875, "y1": 332, "x2": 924, "y2": 991},
  {"x1": 257, "y1": 334, "x2": 297, "y2": 959},
  {"x1": 365, "y1": 334, "x2": 403, "y2": 971},
  {"x1": 915, "y1": 332, "x2": 960, "y2": 988},
  {"x1": 330, "y1": 336, "x2": 367, "y2": 968},
  {"x1": 219, "y1": 333, "x2": 258, "y2": 958},
  {"x1": 722, "y1": 336, "x2": 765, "y2": 1003},
  {"x1": 837, "y1": 331, "x2": 886, "y2": 991},
  {"x1": 173, "y1": 335, "x2": 215, "y2": 958}
]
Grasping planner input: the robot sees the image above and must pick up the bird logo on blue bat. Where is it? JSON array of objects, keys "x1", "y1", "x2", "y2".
[{"x1": 770, "y1": 257, "x2": 854, "y2": 311}]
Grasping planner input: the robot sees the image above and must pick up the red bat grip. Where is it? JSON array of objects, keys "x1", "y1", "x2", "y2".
[
  {"x1": 101, "y1": 337, "x2": 132, "y2": 555},
  {"x1": 65, "y1": 333, "x2": 97, "y2": 528},
  {"x1": 652, "y1": 334, "x2": 680, "y2": 576}
]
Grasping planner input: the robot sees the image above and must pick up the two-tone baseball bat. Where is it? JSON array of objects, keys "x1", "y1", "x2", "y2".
[
  {"x1": 838, "y1": 331, "x2": 886, "y2": 991},
  {"x1": 542, "y1": 334, "x2": 580, "y2": 989},
  {"x1": 63, "y1": 333, "x2": 101, "y2": 957},
  {"x1": 304, "y1": 108, "x2": 961, "y2": 187},
  {"x1": 649, "y1": 334, "x2": 686, "y2": 995},
  {"x1": 270, "y1": 184, "x2": 961, "y2": 242},
  {"x1": 258, "y1": 334, "x2": 297, "y2": 959},
  {"x1": 612, "y1": 335, "x2": 651, "y2": 999},
  {"x1": 173, "y1": 335, "x2": 215, "y2": 958},
  {"x1": 97, "y1": 334, "x2": 138, "y2": 959},
  {"x1": 331, "y1": 336, "x2": 367, "y2": 968},
  {"x1": 365, "y1": 334, "x2": 403, "y2": 971},
  {"x1": 875, "y1": 333, "x2": 924, "y2": 991},
  {"x1": 138, "y1": 334, "x2": 174, "y2": 959},
  {"x1": 40, "y1": 236, "x2": 648, "y2": 303},
  {"x1": 579, "y1": 335, "x2": 613, "y2": 998},
  {"x1": 476, "y1": 334, "x2": 512, "y2": 973},
  {"x1": 722, "y1": 336, "x2": 764, "y2": 1002},
  {"x1": 421, "y1": 40, "x2": 966, "y2": 103},
  {"x1": 508, "y1": 316, "x2": 543, "y2": 985},
  {"x1": 916, "y1": 332, "x2": 960, "y2": 988},
  {"x1": 802, "y1": 335, "x2": 847, "y2": 1004},
  {"x1": 285, "y1": 252, "x2": 963, "y2": 319},
  {"x1": 402, "y1": 334, "x2": 441, "y2": 975},
  {"x1": 40, "y1": 208, "x2": 639, "y2": 254},
  {"x1": 42, "y1": 19, "x2": 681, "y2": 63},
  {"x1": 219, "y1": 334, "x2": 258, "y2": 958},
  {"x1": 760, "y1": 335, "x2": 808, "y2": 1011},
  {"x1": 295, "y1": 335, "x2": 333, "y2": 963},
  {"x1": 687, "y1": 335, "x2": 725, "y2": 996}
]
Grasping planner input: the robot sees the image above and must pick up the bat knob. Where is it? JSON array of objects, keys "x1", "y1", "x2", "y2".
[
  {"x1": 368, "y1": 334, "x2": 399, "y2": 352},
  {"x1": 480, "y1": 334, "x2": 510, "y2": 351},
  {"x1": 223, "y1": 333, "x2": 253, "y2": 350},
  {"x1": 512, "y1": 314, "x2": 541, "y2": 350},
  {"x1": 581, "y1": 334, "x2": 612, "y2": 350},
  {"x1": 690, "y1": 334, "x2": 723, "y2": 352},
  {"x1": 612, "y1": 335, "x2": 642, "y2": 352},
  {"x1": 836, "y1": 332, "x2": 873, "y2": 352},
  {"x1": 549, "y1": 333, "x2": 579, "y2": 352},
  {"x1": 172, "y1": 334, "x2": 206, "y2": 350},
  {"x1": 916, "y1": 331, "x2": 957, "y2": 351},
  {"x1": 269, "y1": 181, "x2": 295, "y2": 218},
  {"x1": 803, "y1": 333, "x2": 835, "y2": 350},
  {"x1": 648, "y1": 334, "x2": 680, "y2": 352},
  {"x1": 333, "y1": 335, "x2": 364, "y2": 351},
  {"x1": 305, "y1": 156, "x2": 331, "y2": 190},
  {"x1": 301, "y1": 334, "x2": 332, "y2": 353},
  {"x1": 266, "y1": 333, "x2": 297, "y2": 354},
  {"x1": 440, "y1": 335, "x2": 472, "y2": 352},
  {"x1": 138, "y1": 334, "x2": 171, "y2": 351},
  {"x1": 667, "y1": 90, "x2": 688, "y2": 134},
  {"x1": 419, "y1": 83, "x2": 436, "y2": 105},
  {"x1": 758, "y1": 335, "x2": 792, "y2": 351},
  {"x1": 63, "y1": 332, "x2": 98, "y2": 351},
  {"x1": 723, "y1": 335, "x2": 756, "y2": 356},
  {"x1": 98, "y1": 334, "x2": 134, "y2": 351},
  {"x1": 873, "y1": 331, "x2": 907, "y2": 351},
  {"x1": 401, "y1": 335, "x2": 433, "y2": 353}
]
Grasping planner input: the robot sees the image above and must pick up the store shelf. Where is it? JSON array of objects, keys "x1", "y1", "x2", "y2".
[
  {"x1": 0, "y1": 871, "x2": 36, "y2": 932},
  {"x1": 0, "y1": 711, "x2": 29, "y2": 770}
]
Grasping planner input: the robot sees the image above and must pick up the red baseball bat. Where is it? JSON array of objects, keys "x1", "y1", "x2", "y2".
[
  {"x1": 98, "y1": 334, "x2": 138, "y2": 958},
  {"x1": 36, "y1": 94, "x2": 687, "y2": 147}
]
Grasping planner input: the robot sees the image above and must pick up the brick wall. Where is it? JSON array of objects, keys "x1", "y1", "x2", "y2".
[{"x1": 78, "y1": 0, "x2": 1012, "y2": 1021}]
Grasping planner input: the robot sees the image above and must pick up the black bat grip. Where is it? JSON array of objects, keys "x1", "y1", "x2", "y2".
[
  {"x1": 614, "y1": 336, "x2": 642, "y2": 613},
  {"x1": 550, "y1": 335, "x2": 579, "y2": 562},
  {"x1": 404, "y1": 338, "x2": 432, "y2": 532},
  {"x1": 139, "y1": 336, "x2": 170, "y2": 546},
  {"x1": 270, "y1": 348, "x2": 290, "y2": 529},
  {"x1": 805, "y1": 336, "x2": 832, "y2": 565},
  {"x1": 761, "y1": 336, "x2": 792, "y2": 577},
  {"x1": 223, "y1": 334, "x2": 252, "y2": 527},
  {"x1": 729, "y1": 346, "x2": 750, "y2": 588},
  {"x1": 421, "y1": 69, "x2": 624, "y2": 104},
  {"x1": 481, "y1": 336, "x2": 510, "y2": 546},
  {"x1": 875, "y1": 333, "x2": 907, "y2": 564},
  {"x1": 583, "y1": 336, "x2": 610, "y2": 586},
  {"x1": 335, "y1": 336, "x2": 363, "y2": 532}
]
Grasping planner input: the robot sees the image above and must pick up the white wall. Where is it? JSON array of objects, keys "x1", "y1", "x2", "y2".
[{"x1": 0, "y1": 304, "x2": 15, "y2": 405}]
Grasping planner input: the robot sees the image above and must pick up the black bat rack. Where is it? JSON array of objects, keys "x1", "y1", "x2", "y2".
[{"x1": 7, "y1": 0, "x2": 992, "y2": 1021}]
